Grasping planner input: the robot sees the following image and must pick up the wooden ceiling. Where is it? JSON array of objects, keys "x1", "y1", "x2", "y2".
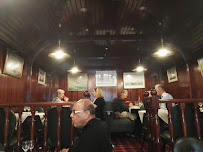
[{"x1": 0, "y1": 0, "x2": 202, "y2": 73}]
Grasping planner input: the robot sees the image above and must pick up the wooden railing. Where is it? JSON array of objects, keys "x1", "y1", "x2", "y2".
[
  {"x1": 0, "y1": 101, "x2": 76, "y2": 152},
  {"x1": 143, "y1": 91, "x2": 203, "y2": 152}
]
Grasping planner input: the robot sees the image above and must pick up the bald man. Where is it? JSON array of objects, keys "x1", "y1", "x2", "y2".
[{"x1": 62, "y1": 99, "x2": 113, "y2": 152}]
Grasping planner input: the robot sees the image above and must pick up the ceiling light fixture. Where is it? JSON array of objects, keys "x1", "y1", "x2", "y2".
[
  {"x1": 80, "y1": 7, "x2": 87, "y2": 13},
  {"x1": 48, "y1": 24, "x2": 70, "y2": 59},
  {"x1": 132, "y1": 56, "x2": 147, "y2": 72},
  {"x1": 68, "y1": 50, "x2": 81, "y2": 74},
  {"x1": 153, "y1": 22, "x2": 175, "y2": 58}
]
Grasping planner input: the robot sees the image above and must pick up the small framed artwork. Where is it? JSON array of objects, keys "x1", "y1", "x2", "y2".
[
  {"x1": 167, "y1": 66, "x2": 178, "y2": 83},
  {"x1": 38, "y1": 69, "x2": 46, "y2": 85},
  {"x1": 123, "y1": 72, "x2": 145, "y2": 89},
  {"x1": 3, "y1": 49, "x2": 24, "y2": 78},
  {"x1": 197, "y1": 58, "x2": 203, "y2": 76},
  {"x1": 68, "y1": 73, "x2": 88, "y2": 91}
]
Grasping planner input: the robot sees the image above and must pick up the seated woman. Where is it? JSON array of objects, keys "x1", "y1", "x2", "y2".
[{"x1": 92, "y1": 87, "x2": 105, "y2": 120}]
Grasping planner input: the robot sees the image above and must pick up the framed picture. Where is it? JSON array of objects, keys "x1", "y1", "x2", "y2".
[
  {"x1": 96, "y1": 70, "x2": 117, "y2": 87},
  {"x1": 197, "y1": 58, "x2": 203, "y2": 76},
  {"x1": 38, "y1": 69, "x2": 46, "y2": 85},
  {"x1": 68, "y1": 73, "x2": 88, "y2": 91},
  {"x1": 3, "y1": 49, "x2": 24, "y2": 78},
  {"x1": 123, "y1": 72, "x2": 145, "y2": 89},
  {"x1": 167, "y1": 66, "x2": 178, "y2": 83}
]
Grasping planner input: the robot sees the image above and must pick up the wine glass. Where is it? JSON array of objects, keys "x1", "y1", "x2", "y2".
[
  {"x1": 22, "y1": 141, "x2": 29, "y2": 152},
  {"x1": 28, "y1": 140, "x2": 35, "y2": 151}
]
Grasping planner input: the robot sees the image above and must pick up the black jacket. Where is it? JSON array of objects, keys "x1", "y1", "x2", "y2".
[
  {"x1": 69, "y1": 118, "x2": 113, "y2": 152},
  {"x1": 113, "y1": 97, "x2": 129, "y2": 113},
  {"x1": 94, "y1": 97, "x2": 105, "y2": 120}
]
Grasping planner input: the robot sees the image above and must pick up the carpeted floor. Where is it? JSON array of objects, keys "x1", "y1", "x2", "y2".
[
  {"x1": 111, "y1": 136, "x2": 148, "y2": 152},
  {"x1": 111, "y1": 135, "x2": 170, "y2": 152}
]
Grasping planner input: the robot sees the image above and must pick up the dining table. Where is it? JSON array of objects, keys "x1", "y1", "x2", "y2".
[{"x1": 14, "y1": 112, "x2": 45, "y2": 129}]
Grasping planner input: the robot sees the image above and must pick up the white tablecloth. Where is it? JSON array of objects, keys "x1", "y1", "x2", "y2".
[
  {"x1": 14, "y1": 112, "x2": 45, "y2": 129},
  {"x1": 129, "y1": 106, "x2": 140, "y2": 113},
  {"x1": 138, "y1": 109, "x2": 168, "y2": 124}
]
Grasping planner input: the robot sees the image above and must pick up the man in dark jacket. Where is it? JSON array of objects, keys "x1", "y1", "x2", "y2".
[
  {"x1": 61, "y1": 99, "x2": 113, "y2": 152},
  {"x1": 113, "y1": 90, "x2": 133, "y2": 113}
]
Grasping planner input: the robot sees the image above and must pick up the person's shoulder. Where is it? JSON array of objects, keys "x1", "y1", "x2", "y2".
[{"x1": 162, "y1": 92, "x2": 173, "y2": 99}]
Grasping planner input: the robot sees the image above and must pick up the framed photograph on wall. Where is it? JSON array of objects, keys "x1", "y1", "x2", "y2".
[
  {"x1": 68, "y1": 73, "x2": 88, "y2": 91},
  {"x1": 3, "y1": 49, "x2": 24, "y2": 78},
  {"x1": 123, "y1": 72, "x2": 145, "y2": 89},
  {"x1": 167, "y1": 66, "x2": 178, "y2": 83},
  {"x1": 197, "y1": 58, "x2": 203, "y2": 76},
  {"x1": 38, "y1": 69, "x2": 46, "y2": 85},
  {"x1": 96, "y1": 70, "x2": 117, "y2": 87}
]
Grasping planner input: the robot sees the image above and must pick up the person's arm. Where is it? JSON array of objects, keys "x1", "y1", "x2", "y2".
[
  {"x1": 63, "y1": 96, "x2": 69, "y2": 102},
  {"x1": 60, "y1": 148, "x2": 69, "y2": 152}
]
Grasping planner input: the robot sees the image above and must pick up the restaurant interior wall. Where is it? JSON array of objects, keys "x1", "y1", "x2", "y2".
[
  {"x1": 157, "y1": 62, "x2": 203, "y2": 99},
  {"x1": 0, "y1": 47, "x2": 59, "y2": 104},
  {"x1": 1, "y1": 46, "x2": 203, "y2": 104}
]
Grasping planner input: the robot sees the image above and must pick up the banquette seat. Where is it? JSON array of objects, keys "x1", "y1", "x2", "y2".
[{"x1": 104, "y1": 102, "x2": 134, "y2": 134}]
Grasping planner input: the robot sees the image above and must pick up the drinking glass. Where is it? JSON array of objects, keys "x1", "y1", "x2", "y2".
[
  {"x1": 28, "y1": 140, "x2": 35, "y2": 151},
  {"x1": 22, "y1": 141, "x2": 29, "y2": 152}
]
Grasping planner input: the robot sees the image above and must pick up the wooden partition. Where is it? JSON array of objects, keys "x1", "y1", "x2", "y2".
[
  {"x1": 0, "y1": 102, "x2": 75, "y2": 152},
  {"x1": 143, "y1": 92, "x2": 203, "y2": 152}
]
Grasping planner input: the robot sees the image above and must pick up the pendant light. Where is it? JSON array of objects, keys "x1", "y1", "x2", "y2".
[
  {"x1": 48, "y1": 24, "x2": 70, "y2": 59},
  {"x1": 153, "y1": 22, "x2": 174, "y2": 57},
  {"x1": 68, "y1": 50, "x2": 81, "y2": 74},
  {"x1": 132, "y1": 59, "x2": 147, "y2": 72}
]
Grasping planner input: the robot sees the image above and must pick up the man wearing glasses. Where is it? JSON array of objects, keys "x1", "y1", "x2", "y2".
[{"x1": 61, "y1": 99, "x2": 113, "y2": 152}]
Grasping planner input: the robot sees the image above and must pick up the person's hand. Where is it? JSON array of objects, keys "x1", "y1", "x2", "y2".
[
  {"x1": 129, "y1": 102, "x2": 133, "y2": 107},
  {"x1": 64, "y1": 96, "x2": 69, "y2": 102},
  {"x1": 60, "y1": 148, "x2": 69, "y2": 152},
  {"x1": 147, "y1": 91, "x2": 152, "y2": 97}
]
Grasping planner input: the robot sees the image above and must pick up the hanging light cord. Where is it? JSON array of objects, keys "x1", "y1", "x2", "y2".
[{"x1": 58, "y1": 23, "x2": 61, "y2": 48}]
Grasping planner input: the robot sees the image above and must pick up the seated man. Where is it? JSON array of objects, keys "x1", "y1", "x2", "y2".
[
  {"x1": 113, "y1": 90, "x2": 135, "y2": 121},
  {"x1": 61, "y1": 99, "x2": 113, "y2": 152},
  {"x1": 155, "y1": 84, "x2": 174, "y2": 109}
]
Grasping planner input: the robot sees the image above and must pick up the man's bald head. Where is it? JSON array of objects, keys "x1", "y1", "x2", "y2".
[{"x1": 76, "y1": 99, "x2": 96, "y2": 115}]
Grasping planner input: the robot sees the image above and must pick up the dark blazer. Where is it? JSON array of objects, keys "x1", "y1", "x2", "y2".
[
  {"x1": 69, "y1": 118, "x2": 113, "y2": 152},
  {"x1": 94, "y1": 97, "x2": 105, "y2": 120},
  {"x1": 113, "y1": 97, "x2": 129, "y2": 113}
]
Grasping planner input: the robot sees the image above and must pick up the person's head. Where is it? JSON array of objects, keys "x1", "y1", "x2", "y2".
[
  {"x1": 92, "y1": 87, "x2": 104, "y2": 98},
  {"x1": 83, "y1": 91, "x2": 90, "y2": 99},
  {"x1": 70, "y1": 99, "x2": 96, "y2": 128},
  {"x1": 120, "y1": 90, "x2": 128, "y2": 99},
  {"x1": 155, "y1": 84, "x2": 165, "y2": 96},
  {"x1": 57, "y1": 89, "x2": 65, "y2": 99}
]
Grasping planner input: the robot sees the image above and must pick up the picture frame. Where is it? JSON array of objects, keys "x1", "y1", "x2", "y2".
[
  {"x1": 96, "y1": 70, "x2": 117, "y2": 87},
  {"x1": 197, "y1": 58, "x2": 203, "y2": 76},
  {"x1": 167, "y1": 66, "x2": 178, "y2": 83},
  {"x1": 123, "y1": 72, "x2": 145, "y2": 89},
  {"x1": 3, "y1": 49, "x2": 24, "y2": 78},
  {"x1": 38, "y1": 69, "x2": 46, "y2": 85},
  {"x1": 68, "y1": 73, "x2": 88, "y2": 91}
]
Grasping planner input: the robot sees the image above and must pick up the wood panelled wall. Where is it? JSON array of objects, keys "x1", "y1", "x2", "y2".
[
  {"x1": 0, "y1": 46, "x2": 203, "y2": 104},
  {"x1": 59, "y1": 70, "x2": 150, "y2": 102},
  {"x1": 157, "y1": 62, "x2": 203, "y2": 99},
  {"x1": 0, "y1": 48, "x2": 59, "y2": 104}
]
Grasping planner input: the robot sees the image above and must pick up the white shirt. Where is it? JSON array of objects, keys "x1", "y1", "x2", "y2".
[{"x1": 159, "y1": 92, "x2": 173, "y2": 109}]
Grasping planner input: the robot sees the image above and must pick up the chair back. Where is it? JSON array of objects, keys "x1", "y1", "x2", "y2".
[
  {"x1": 47, "y1": 107, "x2": 71, "y2": 149},
  {"x1": 174, "y1": 137, "x2": 203, "y2": 152},
  {"x1": 22, "y1": 115, "x2": 43, "y2": 139},
  {"x1": 0, "y1": 108, "x2": 16, "y2": 146}
]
